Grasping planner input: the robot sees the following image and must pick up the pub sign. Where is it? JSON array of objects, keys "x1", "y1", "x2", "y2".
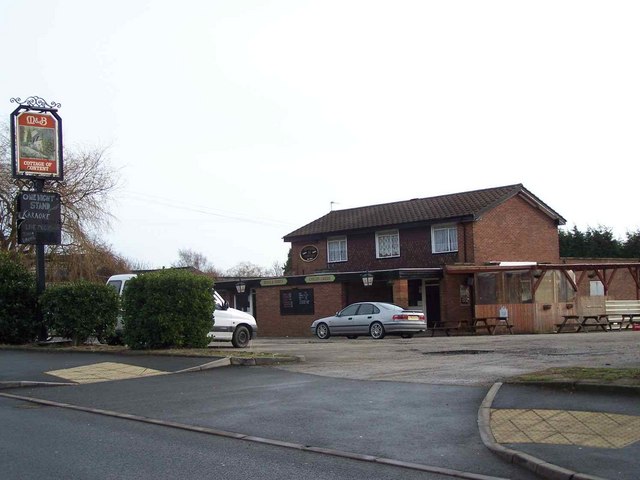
[{"x1": 11, "y1": 108, "x2": 63, "y2": 180}]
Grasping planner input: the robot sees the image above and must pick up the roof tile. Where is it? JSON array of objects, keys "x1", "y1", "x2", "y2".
[{"x1": 284, "y1": 184, "x2": 564, "y2": 240}]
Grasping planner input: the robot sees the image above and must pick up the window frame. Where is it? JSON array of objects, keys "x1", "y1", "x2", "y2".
[
  {"x1": 327, "y1": 236, "x2": 348, "y2": 263},
  {"x1": 589, "y1": 280, "x2": 605, "y2": 296},
  {"x1": 357, "y1": 303, "x2": 379, "y2": 315},
  {"x1": 375, "y1": 229, "x2": 400, "y2": 259},
  {"x1": 339, "y1": 304, "x2": 359, "y2": 316},
  {"x1": 431, "y1": 224, "x2": 458, "y2": 254}
]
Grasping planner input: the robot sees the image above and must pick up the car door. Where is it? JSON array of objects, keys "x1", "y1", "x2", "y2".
[
  {"x1": 354, "y1": 303, "x2": 379, "y2": 334},
  {"x1": 332, "y1": 304, "x2": 361, "y2": 335}
]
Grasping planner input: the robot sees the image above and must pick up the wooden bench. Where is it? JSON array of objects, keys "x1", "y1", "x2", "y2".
[
  {"x1": 473, "y1": 316, "x2": 514, "y2": 335},
  {"x1": 556, "y1": 315, "x2": 581, "y2": 333},
  {"x1": 428, "y1": 320, "x2": 472, "y2": 336},
  {"x1": 605, "y1": 300, "x2": 640, "y2": 330}
]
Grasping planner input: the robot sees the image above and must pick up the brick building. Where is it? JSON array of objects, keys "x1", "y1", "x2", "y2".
[{"x1": 215, "y1": 184, "x2": 640, "y2": 336}]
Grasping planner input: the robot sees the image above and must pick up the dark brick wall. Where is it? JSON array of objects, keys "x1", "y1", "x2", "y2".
[
  {"x1": 289, "y1": 228, "x2": 460, "y2": 275},
  {"x1": 288, "y1": 197, "x2": 561, "y2": 274}
]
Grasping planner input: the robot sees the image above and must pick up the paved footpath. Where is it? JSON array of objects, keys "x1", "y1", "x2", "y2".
[{"x1": 485, "y1": 383, "x2": 640, "y2": 480}]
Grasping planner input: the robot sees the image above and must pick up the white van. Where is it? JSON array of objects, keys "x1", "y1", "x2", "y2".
[{"x1": 106, "y1": 274, "x2": 258, "y2": 348}]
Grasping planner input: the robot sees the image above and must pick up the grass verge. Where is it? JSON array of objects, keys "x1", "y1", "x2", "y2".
[{"x1": 508, "y1": 367, "x2": 640, "y2": 388}]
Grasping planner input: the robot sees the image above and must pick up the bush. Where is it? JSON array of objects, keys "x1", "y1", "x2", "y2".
[
  {"x1": 0, "y1": 253, "x2": 39, "y2": 344},
  {"x1": 40, "y1": 281, "x2": 119, "y2": 345},
  {"x1": 122, "y1": 270, "x2": 214, "y2": 350}
]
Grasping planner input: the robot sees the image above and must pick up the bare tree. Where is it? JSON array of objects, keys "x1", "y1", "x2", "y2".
[
  {"x1": 268, "y1": 260, "x2": 284, "y2": 277},
  {"x1": 172, "y1": 248, "x2": 221, "y2": 277},
  {"x1": 1, "y1": 123, "x2": 125, "y2": 281},
  {"x1": 225, "y1": 261, "x2": 270, "y2": 278},
  {"x1": 46, "y1": 240, "x2": 131, "y2": 283}
]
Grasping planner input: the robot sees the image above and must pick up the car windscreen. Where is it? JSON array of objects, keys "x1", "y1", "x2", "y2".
[
  {"x1": 213, "y1": 291, "x2": 226, "y2": 308},
  {"x1": 107, "y1": 280, "x2": 122, "y2": 295}
]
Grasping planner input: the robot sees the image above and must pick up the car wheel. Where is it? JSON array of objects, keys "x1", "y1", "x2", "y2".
[
  {"x1": 346, "y1": 336, "x2": 358, "y2": 339},
  {"x1": 370, "y1": 322, "x2": 385, "y2": 339},
  {"x1": 316, "y1": 322, "x2": 330, "y2": 339},
  {"x1": 232, "y1": 325, "x2": 251, "y2": 348},
  {"x1": 401, "y1": 333, "x2": 414, "y2": 339}
]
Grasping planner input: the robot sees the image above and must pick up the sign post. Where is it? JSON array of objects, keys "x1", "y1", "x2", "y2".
[{"x1": 9, "y1": 96, "x2": 64, "y2": 340}]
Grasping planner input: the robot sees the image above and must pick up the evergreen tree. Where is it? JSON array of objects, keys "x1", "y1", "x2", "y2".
[
  {"x1": 584, "y1": 226, "x2": 621, "y2": 258},
  {"x1": 560, "y1": 225, "x2": 628, "y2": 258},
  {"x1": 621, "y1": 230, "x2": 640, "y2": 258}
]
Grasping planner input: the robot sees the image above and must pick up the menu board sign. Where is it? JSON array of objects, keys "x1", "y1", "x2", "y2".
[
  {"x1": 280, "y1": 288, "x2": 314, "y2": 315},
  {"x1": 16, "y1": 191, "x2": 62, "y2": 245}
]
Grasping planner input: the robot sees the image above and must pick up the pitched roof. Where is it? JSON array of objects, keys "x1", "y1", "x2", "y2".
[{"x1": 283, "y1": 184, "x2": 565, "y2": 241}]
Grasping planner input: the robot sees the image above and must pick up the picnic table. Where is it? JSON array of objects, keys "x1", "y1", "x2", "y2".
[
  {"x1": 579, "y1": 314, "x2": 610, "y2": 332},
  {"x1": 606, "y1": 300, "x2": 640, "y2": 329},
  {"x1": 620, "y1": 313, "x2": 640, "y2": 330},
  {"x1": 428, "y1": 319, "x2": 472, "y2": 336},
  {"x1": 556, "y1": 314, "x2": 610, "y2": 333},
  {"x1": 472, "y1": 316, "x2": 514, "y2": 335}
]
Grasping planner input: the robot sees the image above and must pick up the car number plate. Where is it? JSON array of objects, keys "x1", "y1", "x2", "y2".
[{"x1": 407, "y1": 315, "x2": 419, "y2": 320}]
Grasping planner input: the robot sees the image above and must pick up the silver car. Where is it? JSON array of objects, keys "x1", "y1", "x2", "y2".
[{"x1": 311, "y1": 302, "x2": 427, "y2": 340}]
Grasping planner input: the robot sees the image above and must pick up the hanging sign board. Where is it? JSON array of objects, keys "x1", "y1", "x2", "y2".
[
  {"x1": 11, "y1": 108, "x2": 63, "y2": 180},
  {"x1": 16, "y1": 192, "x2": 62, "y2": 245}
]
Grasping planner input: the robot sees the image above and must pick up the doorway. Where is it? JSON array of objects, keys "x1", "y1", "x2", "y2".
[{"x1": 424, "y1": 281, "x2": 441, "y2": 328}]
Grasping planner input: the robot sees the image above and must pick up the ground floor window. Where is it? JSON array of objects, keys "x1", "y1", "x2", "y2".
[
  {"x1": 476, "y1": 270, "x2": 534, "y2": 305},
  {"x1": 590, "y1": 280, "x2": 605, "y2": 296},
  {"x1": 408, "y1": 279, "x2": 422, "y2": 308},
  {"x1": 280, "y1": 288, "x2": 315, "y2": 315},
  {"x1": 476, "y1": 273, "x2": 497, "y2": 304}
]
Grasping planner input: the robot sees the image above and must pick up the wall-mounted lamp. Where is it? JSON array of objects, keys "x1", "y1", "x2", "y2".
[
  {"x1": 235, "y1": 279, "x2": 246, "y2": 294},
  {"x1": 587, "y1": 271, "x2": 596, "y2": 279},
  {"x1": 532, "y1": 269, "x2": 542, "y2": 278},
  {"x1": 361, "y1": 271, "x2": 374, "y2": 287}
]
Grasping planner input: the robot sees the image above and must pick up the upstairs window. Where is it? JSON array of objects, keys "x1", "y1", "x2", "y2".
[
  {"x1": 432, "y1": 224, "x2": 458, "y2": 254},
  {"x1": 376, "y1": 230, "x2": 400, "y2": 258},
  {"x1": 327, "y1": 236, "x2": 347, "y2": 263}
]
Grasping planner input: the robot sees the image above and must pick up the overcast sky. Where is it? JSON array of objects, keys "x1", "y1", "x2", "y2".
[{"x1": 2, "y1": 1, "x2": 639, "y2": 271}]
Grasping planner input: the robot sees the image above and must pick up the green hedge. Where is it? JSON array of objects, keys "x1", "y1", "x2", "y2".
[
  {"x1": 0, "y1": 253, "x2": 39, "y2": 344},
  {"x1": 41, "y1": 281, "x2": 119, "y2": 346},
  {"x1": 122, "y1": 270, "x2": 214, "y2": 350}
]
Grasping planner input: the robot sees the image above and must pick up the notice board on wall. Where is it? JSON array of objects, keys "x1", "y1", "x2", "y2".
[{"x1": 280, "y1": 288, "x2": 314, "y2": 315}]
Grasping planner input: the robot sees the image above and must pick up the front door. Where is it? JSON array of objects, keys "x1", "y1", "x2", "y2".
[{"x1": 424, "y1": 283, "x2": 441, "y2": 328}]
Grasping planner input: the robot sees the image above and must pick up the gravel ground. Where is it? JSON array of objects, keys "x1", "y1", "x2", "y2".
[{"x1": 245, "y1": 331, "x2": 640, "y2": 385}]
